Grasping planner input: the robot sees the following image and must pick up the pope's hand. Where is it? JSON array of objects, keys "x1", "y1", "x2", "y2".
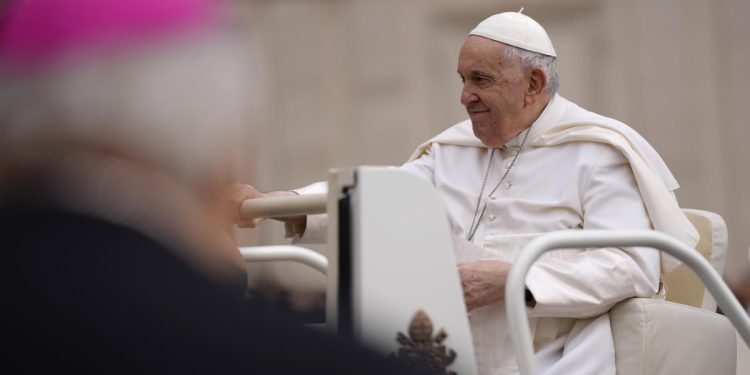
[{"x1": 458, "y1": 260, "x2": 511, "y2": 312}]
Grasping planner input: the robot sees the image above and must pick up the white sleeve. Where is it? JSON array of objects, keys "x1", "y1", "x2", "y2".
[
  {"x1": 288, "y1": 145, "x2": 437, "y2": 244},
  {"x1": 526, "y1": 146, "x2": 661, "y2": 318},
  {"x1": 398, "y1": 144, "x2": 436, "y2": 186}
]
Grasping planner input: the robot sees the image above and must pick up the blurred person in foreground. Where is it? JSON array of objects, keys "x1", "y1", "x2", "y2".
[
  {"x1": 230, "y1": 10, "x2": 700, "y2": 375},
  {"x1": 0, "y1": 0, "x2": 414, "y2": 373}
]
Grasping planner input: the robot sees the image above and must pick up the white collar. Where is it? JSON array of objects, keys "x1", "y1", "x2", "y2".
[{"x1": 503, "y1": 93, "x2": 564, "y2": 149}]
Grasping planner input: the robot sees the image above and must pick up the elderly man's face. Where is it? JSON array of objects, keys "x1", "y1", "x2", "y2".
[{"x1": 458, "y1": 36, "x2": 529, "y2": 147}]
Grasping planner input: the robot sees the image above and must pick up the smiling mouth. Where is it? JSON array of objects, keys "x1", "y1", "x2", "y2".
[
  {"x1": 466, "y1": 103, "x2": 489, "y2": 114},
  {"x1": 469, "y1": 109, "x2": 490, "y2": 115}
]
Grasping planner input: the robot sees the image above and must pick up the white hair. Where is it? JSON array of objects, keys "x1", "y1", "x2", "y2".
[
  {"x1": 503, "y1": 44, "x2": 559, "y2": 94},
  {"x1": 0, "y1": 31, "x2": 260, "y2": 183}
]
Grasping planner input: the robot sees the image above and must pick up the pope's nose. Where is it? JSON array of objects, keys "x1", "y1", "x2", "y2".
[{"x1": 460, "y1": 85, "x2": 478, "y2": 106}]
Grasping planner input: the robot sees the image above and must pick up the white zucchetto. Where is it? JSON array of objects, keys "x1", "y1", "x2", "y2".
[{"x1": 469, "y1": 11, "x2": 557, "y2": 57}]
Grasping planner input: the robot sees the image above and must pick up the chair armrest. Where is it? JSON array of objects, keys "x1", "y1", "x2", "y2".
[{"x1": 610, "y1": 298, "x2": 736, "y2": 375}]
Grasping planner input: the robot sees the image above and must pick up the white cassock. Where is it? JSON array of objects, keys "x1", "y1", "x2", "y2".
[{"x1": 292, "y1": 94, "x2": 698, "y2": 374}]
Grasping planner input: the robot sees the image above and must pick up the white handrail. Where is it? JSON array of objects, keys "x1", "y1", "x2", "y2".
[
  {"x1": 240, "y1": 193, "x2": 327, "y2": 219},
  {"x1": 505, "y1": 230, "x2": 750, "y2": 375},
  {"x1": 239, "y1": 246, "x2": 328, "y2": 275}
]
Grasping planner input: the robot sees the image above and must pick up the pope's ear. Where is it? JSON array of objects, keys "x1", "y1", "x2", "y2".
[{"x1": 525, "y1": 67, "x2": 547, "y2": 103}]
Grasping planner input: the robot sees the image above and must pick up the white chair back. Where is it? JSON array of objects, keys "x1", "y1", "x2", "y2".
[{"x1": 663, "y1": 209, "x2": 728, "y2": 310}]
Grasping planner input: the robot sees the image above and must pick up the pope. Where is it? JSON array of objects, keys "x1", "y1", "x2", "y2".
[{"x1": 231, "y1": 11, "x2": 698, "y2": 375}]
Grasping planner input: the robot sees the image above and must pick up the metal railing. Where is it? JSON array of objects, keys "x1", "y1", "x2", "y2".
[
  {"x1": 240, "y1": 246, "x2": 328, "y2": 275},
  {"x1": 238, "y1": 194, "x2": 329, "y2": 274},
  {"x1": 239, "y1": 193, "x2": 326, "y2": 219},
  {"x1": 505, "y1": 230, "x2": 750, "y2": 375}
]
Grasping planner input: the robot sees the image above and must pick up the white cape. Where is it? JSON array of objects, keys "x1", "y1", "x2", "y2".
[{"x1": 408, "y1": 96, "x2": 698, "y2": 272}]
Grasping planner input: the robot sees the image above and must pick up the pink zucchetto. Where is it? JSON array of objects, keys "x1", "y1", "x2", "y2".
[{"x1": 0, "y1": 0, "x2": 223, "y2": 71}]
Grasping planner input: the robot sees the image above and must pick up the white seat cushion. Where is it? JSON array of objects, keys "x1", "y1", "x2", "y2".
[{"x1": 610, "y1": 298, "x2": 736, "y2": 375}]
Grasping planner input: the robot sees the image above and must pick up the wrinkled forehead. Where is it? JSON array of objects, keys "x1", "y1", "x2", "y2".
[{"x1": 457, "y1": 36, "x2": 515, "y2": 72}]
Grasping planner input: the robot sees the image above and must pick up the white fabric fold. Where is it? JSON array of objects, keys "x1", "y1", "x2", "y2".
[{"x1": 408, "y1": 95, "x2": 698, "y2": 272}]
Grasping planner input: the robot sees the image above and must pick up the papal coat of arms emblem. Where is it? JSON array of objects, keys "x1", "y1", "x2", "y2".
[{"x1": 391, "y1": 309, "x2": 457, "y2": 375}]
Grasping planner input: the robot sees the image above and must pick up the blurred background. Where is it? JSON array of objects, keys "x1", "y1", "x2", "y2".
[{"x1": 228, "y1": 0, "x2": 750, "y2": 314}]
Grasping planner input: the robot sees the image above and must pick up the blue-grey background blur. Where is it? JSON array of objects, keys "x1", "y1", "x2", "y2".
[{"x1": 229, "y1": 0, "x2": 750, "y2": 302}]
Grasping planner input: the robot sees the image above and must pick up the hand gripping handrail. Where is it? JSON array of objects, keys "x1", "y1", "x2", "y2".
[
  {"x1": 239, "y1": 246, "x2": 328, "y2": 275},
  {"x1": 505, "y1": 230, "x2": 750, "y2": 375},
  {"x1": 240, "y1": 193, "x2": 327, "y2": 219}
]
